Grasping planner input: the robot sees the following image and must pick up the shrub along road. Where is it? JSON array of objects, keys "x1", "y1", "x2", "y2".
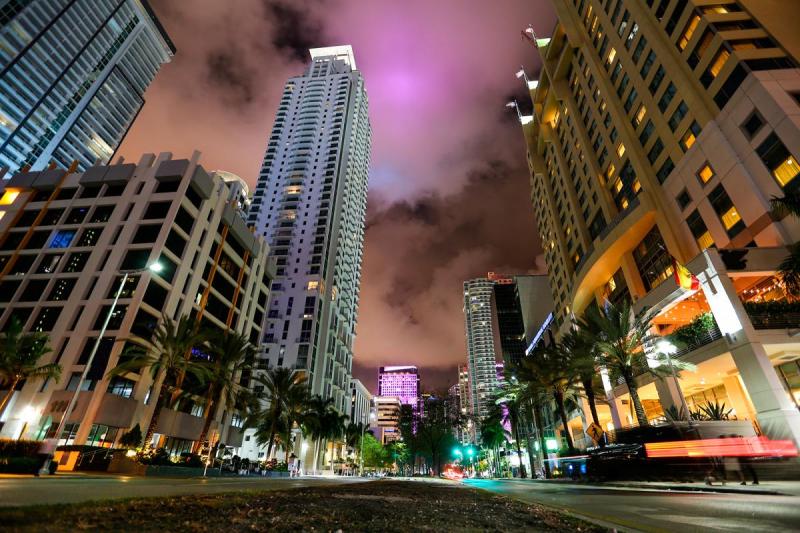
[{"x1": 0, "y1": 479, "x2": 604, "y2": 532}]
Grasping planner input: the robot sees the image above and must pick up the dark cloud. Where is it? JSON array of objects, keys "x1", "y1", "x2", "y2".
[
  {"x1": 205, "y1": 48, "x2": 256, "y2": 106},
  {"x1": 265, "y1": 0, "x2": 328, "y2": 62}
]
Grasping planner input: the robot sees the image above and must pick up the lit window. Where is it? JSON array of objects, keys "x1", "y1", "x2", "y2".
[
  {"x1": 697, "y1": 163, "x2": 715, "y2": 184},
  {"x1": 720, "y1": 206, "x2": 741, "y2": 230},
  {"x1": 0, "y1": 190, "x2": 19, "y2": 205},
  {"x1": 696, "y1": 231, "x2": 714, "y2": 250},
  {"x1": 757, "y1": 133, "x2": 799, "y2": 188},
  {"x1": 307, "y1": 281, "x2": 319, "y2": 290},
  {"x1": 617, "y1": 143, "x2": 626, "y2": 157},
  {"x1": 771, "y1": 155, "x2": 799, "y2": 187},
  {"x1": 49, "y1": 230, "x2": 76, "y2": 248},
  {"x1": 678, "y1": 15, "x2": 701, "y2": 50},
  {"x1": 633, "y1": 104, "x2": 647, "y2": 126},
  {"x1": 708, "y1": 48, "x2": 730, "y2": 79},
  {"x1": 606, "y1": 47, "x2": 617, "y2": 66}
]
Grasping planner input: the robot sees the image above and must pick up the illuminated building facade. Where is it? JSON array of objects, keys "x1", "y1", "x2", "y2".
[
  {"x1": 519, "y1": 0, "x2": 800, "y2": 446},
  {"x1": 0, "y1": 0, "x2": 174, "y2": 175},
  {"x1": 378, "y1": 365, "x2": 420, "y2": 410},
  {"x1": 463, "y1": 277, "x2": 499, "y2": 420},
  {"x1": 0, "y1": 152, "x2": 272, "y2": 453},
  {"x1": 250, "y1": 46, "x2": 371, "y2": 415}
]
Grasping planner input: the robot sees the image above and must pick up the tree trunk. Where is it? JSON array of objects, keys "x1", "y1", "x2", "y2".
[
  {"x1": 266, "y1": 424, "x2": 277, "y2": 459},
  {"x1": 554, "y1": 390, "x2": 575, "y2": 451},
  {"x1": 313, "y1": 439, "x2": 319, "y2": 474},
  {"x1": 193, "y1": 385, "x2": 218, "y2": 454},
  {"x1": 512, "y1": 420, "x2": 527, "y2": 478},
  {"x1": 143, "y1": 387, "x2": 167, "y2": 449},
  {"x1": 0, "y1": 377, "x2": 21, "y2": 418},
  {"x1": 625, "y1": 376, "x2": 649, "y2": 427},
  {"x1": 533, "y1": 403, "x2": 551, "y2": 479},
  {"x1": 582, "y1": 375, "x2": 600, "y2": 426}
]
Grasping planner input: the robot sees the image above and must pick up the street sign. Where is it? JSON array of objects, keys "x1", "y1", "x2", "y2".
[{"x1": 586, "y1": 422, "x2": 604, "y2": 444}]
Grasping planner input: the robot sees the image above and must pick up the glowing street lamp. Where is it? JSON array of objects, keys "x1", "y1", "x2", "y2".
[{"x1": 51, "y1": 262, "x2": 162, "y2": 444}]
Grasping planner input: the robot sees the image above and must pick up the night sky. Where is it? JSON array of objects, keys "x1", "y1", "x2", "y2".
[{"x1": 119, "y1": 0, "x2": 556, "y2": 393}]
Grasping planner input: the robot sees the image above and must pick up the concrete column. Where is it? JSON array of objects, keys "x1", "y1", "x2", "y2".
[
  {"x1": 653, "y1": 376, "x2": 685, "y2": 417},
  {"x1": 723, "y1": 375, "x2": 757, "y2": 423},
  {"x1": 696, "y1": 249, "x2": 800, "y2": 446}
]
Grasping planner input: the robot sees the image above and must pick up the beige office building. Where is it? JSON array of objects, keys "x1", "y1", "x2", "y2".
[
  {"x1": 0, "y1": 152, "x2": 272, "y2": 455},
  {"x1": 520, "y1": 0, "x2": 800, "y2": 446}
]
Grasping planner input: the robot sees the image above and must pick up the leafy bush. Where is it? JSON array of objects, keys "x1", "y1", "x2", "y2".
[
  {"x1": 136, "y1": 447, "x2": 175, "y2": 466},
  {"x1": 668, "y1": 313, "x2": 718, "y2": 347},
  {"x1": 119, "y1": 424, "x2": 143, "y2": 449},
  {"x1": 0, "y1": 456, "x2": 40, "y2": 473},
  {"x1": 0, "y1": 438, "x2": 41, "y2": 457},
  {"x1": 178, "y1": 452, "x2": 204, "y2": 468}
]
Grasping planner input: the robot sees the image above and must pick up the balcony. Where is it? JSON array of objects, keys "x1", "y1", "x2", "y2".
[
  {"x1": 744, "y1": 300, "x2": 800, "y2": 330},
  {"x1": 666, "y1": 313, "x2": 723, "y2": 358}
]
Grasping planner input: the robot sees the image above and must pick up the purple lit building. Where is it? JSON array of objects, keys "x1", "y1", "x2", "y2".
[{"x1": 378, "y1": 366, "x2": 420, "y2": 410}]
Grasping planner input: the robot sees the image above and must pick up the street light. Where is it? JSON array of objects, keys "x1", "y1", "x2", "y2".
[
  {"x1": 657, "y1": 339, "x2": 692, "y2": 424},
  {"x1": 50, "y1": 262, "x2": 162, "y2": 445}
]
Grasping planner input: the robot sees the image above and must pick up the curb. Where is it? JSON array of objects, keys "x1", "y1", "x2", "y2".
[{"x1": 605, "y1": 482, "x2": 784, "y2": 496}]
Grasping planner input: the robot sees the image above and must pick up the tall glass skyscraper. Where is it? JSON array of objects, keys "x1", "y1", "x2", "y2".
[
  {"x1": 250, "y1": 46, "x2": 371, "y2": 413},
  {"x1": 0, "y1": 0, "x2": 174, "y2": 175},
  {"x1": 463, "y1": 277, "x2": 499, "y2": 420}
]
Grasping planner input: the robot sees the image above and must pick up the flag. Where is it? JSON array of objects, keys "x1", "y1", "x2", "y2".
[
  {"x1": 673, "y1": 259, "x2": 699, "y2": 291},
  {"x1": 505, "y1": 101, "x2": 517, "y2": 108},
  {"x1": 515, "y1": 68, "x2": 526, "y2": 79},
  {"x1": 521, "y1": 26, "x2": 538, "y2": 47}
]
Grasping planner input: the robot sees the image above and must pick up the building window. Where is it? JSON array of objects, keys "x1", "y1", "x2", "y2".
[
  {"x1": 708, "y1": 184, "x2": 744, "y2": 237},
  {"x1": 680, "y1": 121, "x2": 701, "y2": 151},
  {"x1": 687, "y1": 210, "x2": 714, "y2": 250},
  {"x1": 668, "y1": 101, "x2": 688, "y2": 132},
  {"x1": 658, "y1": 82, "x2": 677, "y2": 112},
  {"x1": 697, "y1": 162, "x2": 715, "y2": 185},
  {"x1": 756, "y1": 133, "x2": 799, "y2": 188},
  {"x1": 656, "y1": 158, "x2": 675, "y2": 184},
  {"x1": 741, "y1": 111, "x2": 765, "y2": 139},
  {"x1": 632, "y1": 227, "x2": 673, "y2": 292},
  {"x1": 107, "y1": 376, "x2": 135, "y2": 398},
  {"x1": 702, "y1": 48, "x2": 730, "y2": 87},
  {"x1": 633, "y1": 104, "x2": 646, "y2": 127},
  {"x1": 676, "y1": 189, "x2": 692, "y2": 211},
  {"x1": 49, "y1": 230, "x2": 76, "y2": 249},
  {"x1": 678, "y1": 14, "x2": 701, "y2": 51}
]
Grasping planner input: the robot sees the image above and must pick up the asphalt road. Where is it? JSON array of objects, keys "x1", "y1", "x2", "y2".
[
  {"x1": 0, "y1": 474, "x2": 366, "y2": 507},
  {"x1": 466, "y1": 478, "x2": 800, "y2": 532}
]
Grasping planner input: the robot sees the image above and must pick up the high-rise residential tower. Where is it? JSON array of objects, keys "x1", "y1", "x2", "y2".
[
  {"x1": 250, "y1": 46, "x2": 371, "y2": 413},
  {"x1": 0, "y1": 0, "x2": 175, "y2": 175},
  {"x1": 519, "y1": 0, "x2": 800, "y2": 445},
  {"x1": 463, "y1": 277, "x2": 499, "y2": 420},
  {"x1": 378, "y1": 365, "x2": 420, "y2": 410}
]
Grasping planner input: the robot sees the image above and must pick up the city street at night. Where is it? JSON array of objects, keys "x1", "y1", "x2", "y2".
[{"x1": 467, "y1": 479, "x2": 800, "y2": 532}]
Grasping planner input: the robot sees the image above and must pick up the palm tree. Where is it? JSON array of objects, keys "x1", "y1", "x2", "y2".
[
  {"x1": 322, "y1": 408, "x2": 349, "y2": 473},
  {"x1": 578, "y1": 301, "x2": 695, "y2": 427},
  {"x1": 109, "y1": 314, "x2": 210, "y2": 448},
  {"x1": 249, "y1": 367, "x2": 307, "y2": 459},
  {"x1": 279, "y1": 382, "x2": 310, "y2": 460},
  {"x1": 517, "y1": 343, "x2": 583, "y2": 451},
  {"x1": 0, "y1": 317, "x2": 60, "y2": 416},
  {"x1": 479, "y1": 408, "x2": 507, "y2": 477},
  {"x1": 771, "y1": 192, "x2": 800, "y2": 295},
  {"x1": 495, "y1": 385, "x2": 527, "y2": 478},
  {"x1": 301, "y1": 395, "x2": 334, "y2": 473},
  {"x1": 563, "y1": 329, "x2": 601, "y2": 427},
  {"x1": 194, "y1": 331, "x2": 256, "y2": 452}
]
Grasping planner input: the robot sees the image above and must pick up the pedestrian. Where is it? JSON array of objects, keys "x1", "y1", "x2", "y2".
[
  {"x1": 34, "y1": 438, "x2": 58, "y2": 477},
  {"x1": 288, "y1": 453, "x2": 297, "y2": 477},
  {"x1": 296, "y1": 458, "x2": 302, "y2": 477},
  {"x1": 737, "y1": 435, "x2": 759, "y2": 485}
]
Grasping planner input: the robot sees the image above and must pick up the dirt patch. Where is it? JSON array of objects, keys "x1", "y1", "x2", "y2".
[{"x1": 0, "y1": 480, "x2": 607, "y2": 532}]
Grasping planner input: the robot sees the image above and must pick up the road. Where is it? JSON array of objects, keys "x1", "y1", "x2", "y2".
[
  {"x1": 0, "y1": 473, "x2": 366, "y2": 507},
  {"x1": 466, "y1": 479, "x2": 800, "y2": 532}
]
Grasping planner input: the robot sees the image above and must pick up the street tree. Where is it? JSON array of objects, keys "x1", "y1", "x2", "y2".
[{"x1": 0, "y1": 317, "x2": 59, "y2": 417}]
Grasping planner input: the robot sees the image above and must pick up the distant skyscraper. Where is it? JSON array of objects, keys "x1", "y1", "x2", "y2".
[
  {"x1": 457, "y1": 364, "x2": 470, "y2": 416},
  {"x1": 463, "y1": 277, "x2": 499, "y2": 420},
  {"x1": 250, "y1": 46, "x2": 371, "y2": 413},
  {"x1": 0, "y1": 0, "x2": 175, "y2": 175},
  {"x1": 488, "y1": 272, "x2": 527, "y2": 368},
  {"x1": 378, "y1": 365, "x2": 420, "y2": 410}
]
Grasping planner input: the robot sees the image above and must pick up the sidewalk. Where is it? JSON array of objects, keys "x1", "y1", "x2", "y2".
[{"x1": 510, "y1": 477, "x2": 800, "y2": 496}]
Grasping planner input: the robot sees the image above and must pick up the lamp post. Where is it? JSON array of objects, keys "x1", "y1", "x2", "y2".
[
  {"x1": 657, "y1": 340, "x2": 692, "y2": 424},
  {"x1": 359, "y1": 411, "x2": 375, "y2": 477},
  {"x1": 50, "y1": 262, "x2": 162, "y2": 445}
]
